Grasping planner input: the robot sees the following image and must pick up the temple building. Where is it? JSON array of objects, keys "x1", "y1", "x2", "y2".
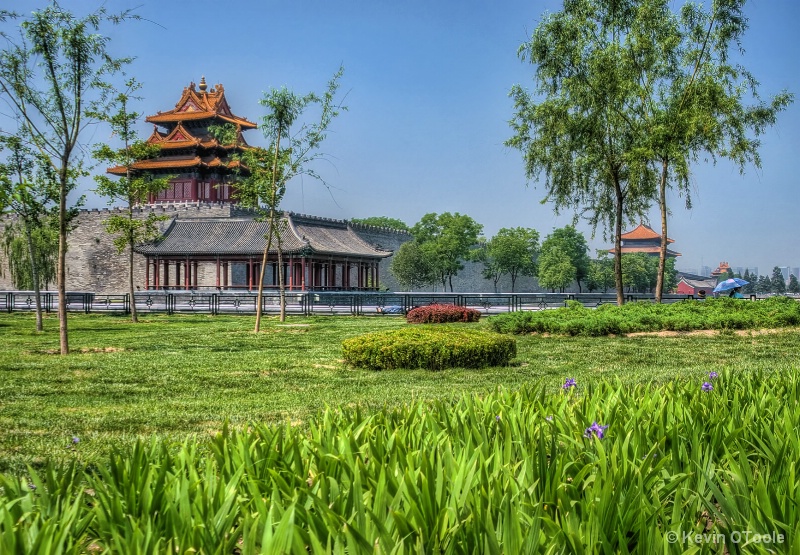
[
  {"x1": 108, "y1": 77, "x2": 255, "y2": 203},
  {"x1": 103, "y1": 78, "x2": 404, "y2": 291},
  {"x1": 609, "y1": 223, "x2": 681, "y2": 258}
]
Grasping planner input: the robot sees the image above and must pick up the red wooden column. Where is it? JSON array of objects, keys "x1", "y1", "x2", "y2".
[
  {"x1": 192, "y1": 261, "x2": 198, "y2": 289},
  {"x1": 154, "y1": 259, "x2": 160, "y2": 289},
  {"x1": 215, "y1": 257, "x2": 220, "y2": 288},
  {"x1": 164, "y1": 260, "x2": 170, "y2": 290},
  {"x1": 222, "y1": 262, "x2": 229, "y2": 289},
  {"x1": 374, "y1": 262, "x2": 379, "y2": 290},
  {"x1": 247, "y1": 258, "x2": 253, "y2": 291},
  {"x1": 301, "y1": 258, "x2": 307, "y2": 291},
  {"x1": 145, "y1": 258, "x2": 150, "y2": 290},
  {"x1": 184, "y1": 259, "x2": 189, "y2": 289}
]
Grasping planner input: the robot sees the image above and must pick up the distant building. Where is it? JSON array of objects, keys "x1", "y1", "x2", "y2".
[
  {"x1": 608, "y1": 223, "x2": 681, "y2": 257},
  {"x1": 710, "y1": 262, "x2": 731, "y2": 278}
]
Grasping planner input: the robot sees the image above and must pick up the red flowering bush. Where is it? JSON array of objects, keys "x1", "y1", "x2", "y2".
[{"x1": 406, "y1": 304, "x2": 481, "y2": 324}]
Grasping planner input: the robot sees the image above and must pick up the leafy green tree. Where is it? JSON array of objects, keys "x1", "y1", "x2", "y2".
[
  {"x1": 621, "y1": 253, "x2": 652, "y2": 294},
  {"x1": 213, "y1": 67, "x2": 346, "y2": 329},
  {"x1": 771, "y1": 267, "x2": 786, "y2": 295},
  {"x1": 0, "y1": 136, "x2": 57, "y2": 331},
  {"x1": 587, "y1": 254, "x2": 615, "y2": 293},
  {"x1": 411, "y1": 212, "x2": 483, "y2": 292},
  {"x1": 756, "y1": 275, "x2": 771, "y2": 294},
  {"x1": 627, "y1": 1, "x2": 794, "y2": 302},
  {"x1": 537, "y1": 245, "x2": 575, "y2": 293},
  {"x1": 480, "y1": 227, "x2": 539, "y2": 292},
  {"x1": 507, "y1": 0, "x2": 657, "y2": 305},
  {"x1": 788, "y1": 274, "x2": 799, "y2": 294},
  {"x1": 351, "y1": 216, "x2": 409, "y2": 232},
  {"x1": 92, "y1": 80, "x2": 170, "y2": 323},
  {"x1": 539, "y1": 227, "x2": 590, "y2": 292},
  {"x1": 0, "y1": 3, "x2": 136, "y2": 354},
  {"x1": 742, "y1": 269, "x2": 754, "y2": 295},
  {"x1": 389, "y1": 241, "x2": 437, "y2": 291}
]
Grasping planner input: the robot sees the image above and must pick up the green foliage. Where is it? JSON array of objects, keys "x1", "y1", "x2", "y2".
[
  {"x1": 2, "y1": 221, "x2": 57, "y2": 290},
  {"x1": 406, "y1": 304, "x2": 481, "y2": 324},
  {"x1": 536, "y1": 245, "x2": 574, "y2": 292},
  {"x1": 411, "y1": 212, "x2": 483, "y2": 292},
  {"x1": 789, "y1": 274, "x2": 800, "y2": 294},
  {"x1": 350, "y1": 216, "x2": 409, "y2": 232},
  {"x1": 490, "y1": 296, "x2": 800, "y2": 336},
  {"x1": 771, "y1": 266, "x2": 787, "y2": 294},
  {"x1": 3, "y1": 371, "x2": 800, "y2": 551},
  {"x1": 587, "y1": 255, "x2": 615, "y2": 293},
  {"x1": 342, "y1": 326, "x2": 516, "y2": 370},
  {"x1": 389, "y1": 241, "x2": 437, "y2": 291},
  {"x1": 479, "y1": 227, "x2": 539, "y2": 292},
  {"x1": 540, "y1": 226, "x2": 589, "y2": 291}
]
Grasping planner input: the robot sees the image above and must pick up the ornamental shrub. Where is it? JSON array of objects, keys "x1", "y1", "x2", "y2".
[
  {"x1": 489, "y1": 296, "x2": 800, "y2": 336},
  {"x1": 342, "y1": 327, "x2": 516, "y2": 370},
  {"x1": 406, "y1": 304, "x2": 481, "y2": 324}
]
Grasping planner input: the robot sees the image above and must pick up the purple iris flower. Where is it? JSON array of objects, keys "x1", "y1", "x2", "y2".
[
  {"x1": 71, "y1": 437, "x2": 80, "y2": 444},
  {"x1": 709, "y1": 371, "x2": 718, "y2": 379},
  {"x1": 702, "y1": 382, "x2": 713, "y2": 392},
  {"x1": 584, "y1": 422, "x2": 608, "y2": 439},
  {"x1": 563, "y1": 378, "x2": 577, "y2": 390}
]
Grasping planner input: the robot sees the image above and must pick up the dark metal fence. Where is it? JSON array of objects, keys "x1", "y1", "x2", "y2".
[{"x1": 1, "y1": 290, "x2": 723, "y2": 316}]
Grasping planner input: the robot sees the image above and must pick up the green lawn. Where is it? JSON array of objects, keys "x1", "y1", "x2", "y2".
[{"x1": 1, "y1": 312, "x2": 798, "y2": 473}]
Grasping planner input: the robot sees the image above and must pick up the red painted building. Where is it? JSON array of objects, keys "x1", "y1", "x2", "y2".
[{"x1": 609, "y1": 223, "x2": 681, "y2": 258}]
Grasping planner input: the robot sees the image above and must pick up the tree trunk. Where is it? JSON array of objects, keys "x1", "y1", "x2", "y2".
[
  {"x1": 23, "y1": 219, "x2": 43, "y2": 332},
  {"x1": 613, "y1": 177, "x2": 625, "y2": 306},
  {"x1": 254, "y1": 214, "x2": 274, "y2": 333},
  {"x1": 129, "y1": 241, "x2": 138, "y2": 323},
  {"x1": 277, "y1": 222, "x2": 286, "y2": 322},
  {"x1": 58, "y1": 169, "x2": 69, "y2": 354},
  {"x1": 655, "y1": 158, "x2": 669, "y2": 303}
]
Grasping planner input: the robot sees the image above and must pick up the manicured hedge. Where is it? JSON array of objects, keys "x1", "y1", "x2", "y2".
[
  {"x1": 406, "y1": 304, "x2": 481, "y2": 324},
  {"x1": 342, "y1": 326, "x2": 516, "y2": 370},
  {"x1": 489, "y1": 296, "x2": 800, "y2": 336}
]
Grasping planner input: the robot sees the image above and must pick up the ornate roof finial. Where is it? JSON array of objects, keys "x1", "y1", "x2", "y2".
[{"x1": 199, "y1": 76, "x2": 207, "y2": 92}]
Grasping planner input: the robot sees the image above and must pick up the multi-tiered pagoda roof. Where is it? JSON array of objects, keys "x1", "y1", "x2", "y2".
[
  {"x1": 609, "y1": 223, "x2": 681, "y2": 257},
  {"x1": 108, "y1": 77, "x2": 256, "y2": 203}
]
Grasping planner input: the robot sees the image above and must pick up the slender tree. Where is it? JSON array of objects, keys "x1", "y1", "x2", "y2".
[
  {"x1": 507, "y1": 0, "x2": 656, "y2": 305},
  {"x1": 213, "y1": 67, "x2": 346, "y2": 330},
  {"x1": 92, "y1": 79, "x2": 170, "y2": 323},
  {"x1": 0, "y1": 136, "x2": 57, "y2": 330},
  {"x1": 0, "y1": 3, "x2": 136, "y2": 353}
]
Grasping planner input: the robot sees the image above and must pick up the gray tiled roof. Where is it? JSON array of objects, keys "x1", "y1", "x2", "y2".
[{"x1": 136, "y1": 213, "x2": 392, "y2": 258}]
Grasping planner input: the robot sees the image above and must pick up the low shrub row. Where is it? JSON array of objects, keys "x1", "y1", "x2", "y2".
[
  {"x1": 406, "y1": 304, "x2": 481, "y2": 324},
  {"x1": 489, "y1": 295, "x2": 800, "y2": 336},
  {"x1": 3, "y1": 370, "x2": 800, "y2": 552},
  {"x1": 341, "y1": 326, "x2": 516, "y2": 370}
]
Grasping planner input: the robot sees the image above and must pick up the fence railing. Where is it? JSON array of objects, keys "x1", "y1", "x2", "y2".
[{"x1": 0, "y1": 290, "x2": 741, "y2": 316}]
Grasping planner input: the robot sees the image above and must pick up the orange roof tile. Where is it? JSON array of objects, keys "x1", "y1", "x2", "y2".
[
  {"x1": 608, "y1": 246, "x2": 682, "y2": 256},
  {"x1": 620, "y1": 223, "x2": 674, "y2": 243},
  {"x1": 146, "y1": 80, "x2": 257, "y2": 129}
]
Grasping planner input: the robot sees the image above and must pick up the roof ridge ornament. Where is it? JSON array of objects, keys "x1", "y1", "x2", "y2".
[{"x1": 199, "y1": 76, "x2": 207, "y2": 92}]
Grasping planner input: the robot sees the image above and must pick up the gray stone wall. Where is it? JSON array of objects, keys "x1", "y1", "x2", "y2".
[{"x1": 0, "y1": 203, "x2": 546, "y2": 294}]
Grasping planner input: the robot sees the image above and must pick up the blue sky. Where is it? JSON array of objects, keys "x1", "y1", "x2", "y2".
[{"x1": 5, "y1": 0, "x2": 799, "y2": 276}]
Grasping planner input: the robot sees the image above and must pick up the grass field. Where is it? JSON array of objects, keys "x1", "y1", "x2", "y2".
[{"x1": 1, "y1": 312, "x2": 799, "y2": 473}]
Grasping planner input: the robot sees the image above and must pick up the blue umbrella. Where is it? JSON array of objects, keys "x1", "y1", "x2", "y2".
[{"x1": 713, "y1": 277, "x2": 749, "y2": 293}]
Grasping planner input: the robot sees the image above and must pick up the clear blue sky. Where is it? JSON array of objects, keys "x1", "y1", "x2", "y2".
[{"x1": 6, "y1": 0, "x2": 799, "y2": 276}]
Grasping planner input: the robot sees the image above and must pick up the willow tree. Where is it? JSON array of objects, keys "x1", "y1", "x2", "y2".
[
  {"x1": 0, "y1": 136, "x2": 57, "y2": 331},
  {"x1": 0, "y1": 3, "x2": 135, "y2": 353},
  {"x1": 213, "y1": 66, "x2": 346, "y2": 329},
  {"x1": 92, "y1": 80, "x2": 170, "y2": 323},
  {"x1": 507, "y1": 0, "x2": 655, "y2": 305},
  {"x1": 631, "y1": 0, "x2": 793, "y2": 301}
]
